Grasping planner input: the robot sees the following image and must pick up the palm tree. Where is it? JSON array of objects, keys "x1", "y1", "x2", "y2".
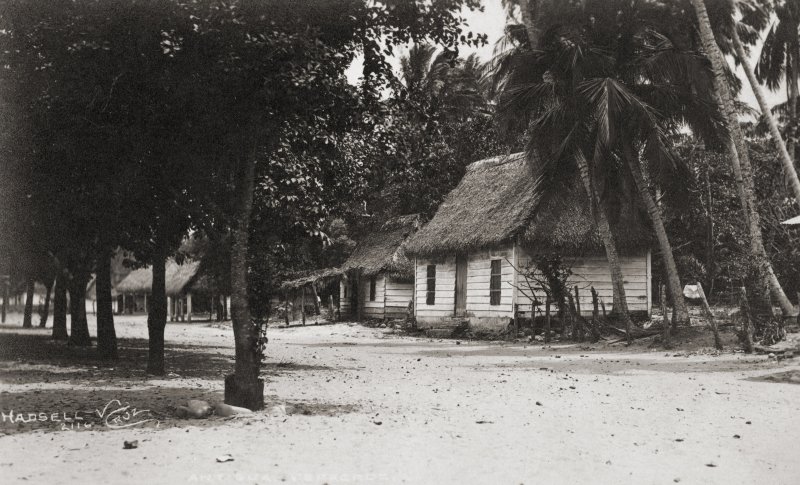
[
  {"x1": 754, "y1": 0, "x2": 800, "y2": 162},
  {"x1": 729, "y1": 1, "x2": 800, "y2": 206},
  {"x1": 493, "y1": 0, "x2": 705, "y2": 328},
  {"x1": 398, "y1": 44, "x2": 488, "y2": 125},
  {"x1": 494, "y1": 1, "x2": 634, "y2": 331},
  {"x1": 689, "y1": 0, "x2": 795, "y2": 317}
]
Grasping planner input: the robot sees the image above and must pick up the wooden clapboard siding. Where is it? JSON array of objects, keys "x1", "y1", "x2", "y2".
[
  {"x1": 413, "y1": 246, "x2": 651, "y2": 324},
  {"x1": 339, "y1": 278, "x2": 351, "y2": 316},
  {"x1": 465, "y1": 249, "x2": 515, "y2": 318},
  {"x1": 514, "y1": 249, "x2": 651, "y2": 316},
  {"x1": 414, "y1": 257, "x2": 456, "y2": 318},
  {"x1": 360, "y1": 274, "x2": 385, "y2": 318},
  {"x1": 385, "y1": 277, "x2": 413, "y2": 318}
]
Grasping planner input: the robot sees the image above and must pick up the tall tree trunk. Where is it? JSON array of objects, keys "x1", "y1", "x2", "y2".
[
  {"x1": 787, "y1": 61, "x2": 798, "y2": 165},
  {"x1": 731, "y1": 25, "x2": 800, "y2": 207},
  {"x1": 96, "y1": 249, "x2": 118, "y2": 359},
  {"x1": 225, "y1": 153, "x2": 263, "y2": 410},
  {"x1": 690, "y1": 0, "x2": 793, "y2": 316},
  {"x1": 520, "y1": 0, "x2": 541, "y2": 48},
  {"x1": 1, "y1": 275, "x2": 7, "y2": 323},
  {"x1": 623, "y1": 144, "x2": 690, "y2": 325},
  {"x1": 68, "y1": 273, "x2": 91, "y2": 346},
  {"x1": 38, "y1": 278, "x2": 53, "y2": 327},
  {"x1": 147, "y1": 244, "x2": 167, "y2": 374},
  {"x1": 22, "y1": 278, "x2": 34, "y2": 328},
  {"x1": 52, "y1": 272, "x2": 68, "y2": 340},
  {"x1": 575, "y1": 152, "x2": 633, "y2": 341}
]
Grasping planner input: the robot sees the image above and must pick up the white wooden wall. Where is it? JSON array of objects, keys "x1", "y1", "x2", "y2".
[
  {"x1": 385, "y1": 278, "x2": 414, "y2": 318},
  {"x1": 361, "y1": 274, "x2": 386, "y2": 318},
  {"x1": 465, "y1": 248, "x2": 515, "y2": 318},
  {"x1": 414, "y1": 256, "x2": 456, "y2": 319},
  {"x1": 414, "y1": 245, "x2": 652, "y2": 323},
  {"x1": 339, "y1": 277, "x2": 351, "y2": 317},
  {"x1": 514, "y1": 247, "x2": 651, "y2": 317}
]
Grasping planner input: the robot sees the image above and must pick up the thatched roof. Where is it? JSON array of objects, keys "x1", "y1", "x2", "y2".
[
  {"x1": 280, "y1": 268, "x2": 343, "y2": 291},
  {"x1": 115, "y1": 260, "x2": 202, "y2": 296},
  {"x1": 405, "y1": 152, "x2": 649, "y2": 257},
  {"x1": 338, "y1": 214, "x2": 419, "y2": 279}
]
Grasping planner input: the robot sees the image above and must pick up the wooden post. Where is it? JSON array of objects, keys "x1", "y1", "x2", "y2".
[
  {"x1": 355, "y1": 270, "x2": 362, "y2": 322},
  {"x1": 301, "y1": 286, "x2": 306, "y2": 326},
  {"x1": 513, "y1": 303, "x2": 519, "y2": 337},
  {"x1": 122, "y1": 293, "x2": 127, "y2": 315},
  {"x1": 167, "y1": 296, "x2": 173, "y2": 322},
  {"x1": 544, "y1": 298, "x2": 551, "y2": 344},
  {"x1": 283, "y1": 290, "x2": 290, "y2": 326},
  {"x1": 186, "y1": 292, "x2": 192, "y2": 322},
  {"x1": 590, "y1": 286, "x2": 601, "y2": 341},
  {"x1": 311, "y1": 283, "x2": 321, "y2": 323},
  {"x1": 660, "y1": 284, "x2": 671, "y2": 349},
  {"x1": 696, "y1": 282, "x2": 722, "y2": 350},
  {"x1": 574, "y1": 286, "x2": 586, "y2": 341},
  {"x1": 738, "y1": 287, "x2": 755, "y2": 353},
  {"x1": 600, "y1": 298, "x2": 607, "y2": 319}
]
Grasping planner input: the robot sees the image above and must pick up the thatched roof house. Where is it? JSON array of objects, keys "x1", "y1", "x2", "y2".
[
  {"x1": 337, "y1": 214, "x2": 419, "y2": 320},
  {"x1": 115, "y1": 260, "x2": 204, "y2": 296},
  {"x1": 405, "y1": 152, "x2": 647, "y2": 257},
  {"x1": 407, "y1": 152, "x2": 653, "y2": 329},
  {"x1": 339, "y1": 214, "x2": 419, "y2": 280}
]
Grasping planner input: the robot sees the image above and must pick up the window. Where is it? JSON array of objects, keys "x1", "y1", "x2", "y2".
[
  {"x1": 369, "y1": 276, "x2": 377, "y2": 301},
  {"x1": 490, "y1": 259, "x2": 502, "y2": 305},
  {"x1": 426, "y1": 264, "x2": 436, "y2": 305}
]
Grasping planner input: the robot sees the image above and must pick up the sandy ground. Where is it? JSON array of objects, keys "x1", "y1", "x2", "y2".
[{"x1": 0, "y1": 313, "x2": 799, "y2": 485}]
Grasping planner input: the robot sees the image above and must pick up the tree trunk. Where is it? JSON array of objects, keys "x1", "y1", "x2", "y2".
[
  {"x1": 519, "y1": 0, "x2": 541, "y2": 48},
  {"x1": 731, "y1": 25, "x2": 800, "y2": 207},
  {"x1": 147, "y1": 246, "x2": 167, "y2": 375},
  {"x1": 38, "y1": 278, "x2": 53, "y2": 327},
  {"x1": 623, "y1": 144, "x2": 689, "y2": 325},
  {"x1": 52, "y1": 272, "x2": 68, "y2": 340},
  {"x1": 690, "y1": 0, "x2": 793, "y2": 316},
  {"x1": 96, "y1": 249, "x2": 118, "y2": 360},
  {"x1": 1, "y1": 275, "x2": 7, "y2": 323},
  {"x1": 68, "y1": 273, "x2": 91, "y2": 346},
  {"x1": 22, "y1": 278, "x2": 34, "y2": 328},
  {"x1": 575, "y1": 152, "x2": 633, "y2": 339},
  {"x1": 660, "y1": 284, "x2": 672, "y2": 349},
  {"x1": 787, "y1": 62, "x2": 798, "y2": 166},
  {"x1": 226, "y1": 154, "x2": 263, "y2": 411}
]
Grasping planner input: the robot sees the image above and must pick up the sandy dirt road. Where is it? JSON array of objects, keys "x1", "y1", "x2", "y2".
[{"x1": 1, "y1": 315, "x2": 799, "y2": 485}]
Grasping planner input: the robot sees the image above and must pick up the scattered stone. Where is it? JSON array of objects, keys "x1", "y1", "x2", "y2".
[
  {"x1": 535, "y1": 401, "x2": 543, "y2": 406},
  {"x1": 705, "y1": 462, "x2": 717, "y2": 468},
  {"x1": 733, "y1": 435, "x2": 741, "y2": 439},
  {"x1": 267, "y1": 405, "x2": 287, "y2": 417},
  {"x1": 123, "y1": 440, "x2": 138, "y2": 450},
  {"x1": 216, "y1": 454, "x2": 234, "y2": 463},
  {"x1": 373, "y1": 420, "x2": 382, "y2": 425},
  {"x1": 176, "y1": 400, "x2": 213, "y2": 419},
  {"x1": 214, "y1": 402, "x2": 253, "y2": 417}
]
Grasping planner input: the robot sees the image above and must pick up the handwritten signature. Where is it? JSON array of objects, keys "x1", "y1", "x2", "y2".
[{"x1": 95, "y1": 400, "x2": 159, "y2": 429}]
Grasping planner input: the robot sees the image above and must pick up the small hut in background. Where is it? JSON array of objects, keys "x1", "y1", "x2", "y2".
[
  {"x1": 405, "y1": 152, "x2": 652, "y2": 330},
  {"x1": 337, "y1": 214, "x2": 419, "y2": 320},
  {"x1": 114, "y1": 259, "x2": 228, "y2": 321},
  {"x1": 279, "y1": 268, "x2": 342, "y2": 325},
  {"x1": 275, "y1": 215, "x2": 420, "y2": 323}
]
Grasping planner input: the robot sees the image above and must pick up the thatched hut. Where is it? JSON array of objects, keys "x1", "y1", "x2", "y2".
[
  {"x1": 335, "y1": 214, "x2": 420, "y2": 320},
  {"x1": 114, "y1": 259, "x2": 221, "y2": 321},
  {"x1": 404, "y1": 152, "x2": 652, "y2": 330}
]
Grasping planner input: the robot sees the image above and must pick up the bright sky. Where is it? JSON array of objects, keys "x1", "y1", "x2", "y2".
[{"x1": 346, "y1": 0, "x2": 786, "y2": 112}]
